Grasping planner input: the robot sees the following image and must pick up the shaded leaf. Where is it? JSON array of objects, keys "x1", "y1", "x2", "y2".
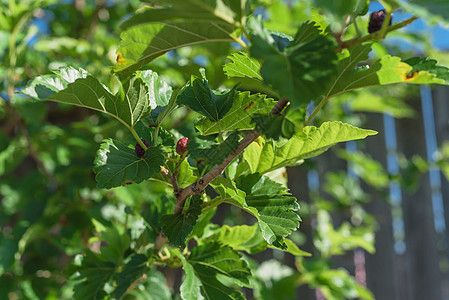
[
  {"x1": 187, "y1": 242, "x2": 251, "y2": 299},
  {"x1": 94, "y1": 139, "x2": 164, "y2": 189},
  {"x1": 195, "y1": 91, "x2": 275, "y2": 135},
  {"x1": 249, "y1": 18, "x2": 338, "y2": 105},
  {"x1": 114, "y1": 254, "x2": 149, "y2": 300},
  {"x1": 161, "y1": 195, "x2": 203, "y2": 247},
  {"x1": 251, "y1": 105, "x2": 306, "y2": 140},
  {"x1": 177, "y1": 75, "x2": 237, "y2": 122},
  {"x1": 188, "y1": 132, "x2": 240, "y2": 173}
]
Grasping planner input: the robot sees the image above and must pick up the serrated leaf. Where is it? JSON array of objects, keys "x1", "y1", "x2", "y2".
[
  {"x1": 195, "y1": 91, "x2": 275, "y2": 135},
  {"x1": 244, "y1": 121, "x2": 377, "y2": 174},
  {"x1": 249, "y1": 18, "x2": 338, "y2": 105},
  {"x1": 251, "y1": 105, "x2": 306, "y2": 140},
  {"x1": 202, "y1": 224, "x2": 302, "y2": 255},
  {"x1": 211, "y1": 176, "x2": 300, "y2": 249},
  {"x1": 404, "y1": 57, "x2": 449, "y2": 81},
  {"x1": 161, "y1": 195, "x2": 203, "y2": 247},
  {"x1": 98, "y1": 227, "x2": 130, "y2": 264},
  {"x1": 94, "y1": 139, "x2": 164, "y2": 189},
  {"x1": 188, "y1": 132, "x2": 240, "y2": 173},
  {"x1": 236, "y1": 174, "x2": 300, "y2": 248},
  {"x1": 23, "y1": 67, "x2": 151, "y2": 129},
  {"x1": 72, "y1": 250, "x2": 115, "y2": 300},
  {"x1": 114, "y1": 254, "x2": 149, "y2": 300},
  {"x1": 311, "y1": 0, "x2": 369, "y2": 30},
  {"x1": 326, "y1": 45, "x2": 449, "y2": 99},
  {"x1": 177, "y1": 75, "x2": 237, "y2": 122},
  {"x1": 180, "y1": 255, "x2": 204, "y2": 300},
  {"x1": 223, "y1": 51, "x2": 263, "y2": 81},
  {"x1": 72, "y1": 228, "x2": 130, "y2": 300},
  {"x1": 137, "y1": 70, "x2": 174, "y2": 125},
  {"x1": 114, "y1": 0, "x2": 250, "y2": 77},
  {"x1": 187, "y1": 242, "x2": 251, "y2": 299}
]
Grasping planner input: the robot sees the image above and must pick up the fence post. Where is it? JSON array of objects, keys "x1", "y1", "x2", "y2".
[
  {"x1": 396, "y1": 97, "x2": 442, "y2": 300},
  {"x1": 287, "y1": 166, "x2": 316, "y2": 299},
  {"x1": 316, "y1": 147, "x2": 356, "y2": 275},
  {"x1": 432, "y1": 86, "x2": 449, "y2": 299},
  {"x1": 363, "y1": 112, "x2": 399, "y2": 300}
]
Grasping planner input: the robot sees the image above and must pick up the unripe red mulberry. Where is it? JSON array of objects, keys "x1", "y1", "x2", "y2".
[
  {"x1": 176, "y1": 137, "x2": 190, "y2": 156},
  {"x1": 135, "y1": 139, "x2": 150, "y2": 158},
  {"x1": 368, "y1": 9, "x2": 392, "y2": 34}
]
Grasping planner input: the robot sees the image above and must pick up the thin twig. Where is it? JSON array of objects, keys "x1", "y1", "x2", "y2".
[
  {"x1": 161, "y1": 167, "x2": 180, "y2": 195},
  {"x1": 338, "y1": 16, "x2": 418, "y2": 51},
  {"x1": 173, "y1": 98, "x2": 289, "y2": 214}
]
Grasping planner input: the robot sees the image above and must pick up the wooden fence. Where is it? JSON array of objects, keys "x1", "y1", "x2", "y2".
[{"x1": 288, "y1": 85, "x2": 449, "y2": 300}]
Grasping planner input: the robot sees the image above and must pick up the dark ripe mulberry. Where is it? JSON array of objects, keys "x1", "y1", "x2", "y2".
[
  {"x1": 176, "y1": 137, "x2": 190, "y2": 156},
  {"x1": 135, "y1": 139, "x2": 150, "y2": 158},
  {"x1": 368, "y1": 9, "x2": 392, "y2": 34}
]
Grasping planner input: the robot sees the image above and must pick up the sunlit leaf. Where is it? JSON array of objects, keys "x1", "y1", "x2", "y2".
[{"x1": 244, "y1": 121, "x2": 377, "y2": 174}]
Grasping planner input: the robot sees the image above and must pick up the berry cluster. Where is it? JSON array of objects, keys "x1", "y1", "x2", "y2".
[
  {"x1": 134, "y1": 139, "x2": 150, "y2": 158},
  {"x1": 176, "y1": 137, "x2": 190, "y2": 156},
  {"x1": 368, "y1": 9, "x2": 392, "y2": 34}
]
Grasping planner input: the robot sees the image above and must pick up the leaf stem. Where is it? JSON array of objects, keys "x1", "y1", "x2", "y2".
[
  {"x1": 231, "y1": 35, "x2": 250, "y2": 51},
  {"x1": 305, "y1": 96, "x2": 329, "y2": 126},
  {"x1": 338, "y1": 16, "x2": 418, "y2": 51},
  {"x1": 241, "y1": 26, "x2": 252, "y2": 45},
  {"x1": 130, "y1": 126, "x2": 147, "y2": 150},
  {"x1": 153, "y1": 125, "x2": 160, "y2": 147}
]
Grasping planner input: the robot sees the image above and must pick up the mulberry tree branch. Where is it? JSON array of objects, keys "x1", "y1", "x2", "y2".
[{"x1": 173, "y1": 97, "x2": 289, "y2": 214}]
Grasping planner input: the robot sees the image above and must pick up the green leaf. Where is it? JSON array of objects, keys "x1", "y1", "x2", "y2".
[
  {"x1": 187, "y1": 242, "x2": 251, "y2": 299},
  {"x1": 211, "y1": 176, "x2": 300, "y2": 249},
  {"x1": 195, "y1": 91, "x2": 275, "y2": 135},
  {"x1": 93, "y1": 139, "x2": 164, "y2": 189},
  {"x1": 114, "y1": 254, "x2": 149, "y2": 300},
  {"x1": 179, "y1": 255, "x2": 203, "y2": 300},
  {"x1": 177, "y1": 75, "x2": 237, "y2": 122},
  {"x1": 337, "y1": 150, "x2": 389, "y2": 188},
  {"x1": 136, "y1": 70, "x2": 173, "y2": 125},
  {"x1": 72, "y1": 250, "x2": 115, "y2": 300},
  {"x1": 249, "y1": 18, "x2": 338, "y2": 105},
  {"x1": 23, "y1": 67, "x2": 151, "y2": 129},
  {"x1": 97, "y1": 227, "x2": 131, "y2": 264},
  {"x1": 311, "y1": 0, "x2": 369, "y2": 31},
  {"x1": 72, "y1": 227, "x2": 130, "y2": 299},
  {"x1": 236, "y1": 174, "x2": 300, "y2": 248},
  {"x1": 326, "y1": 45, "x2": 449, "y2": 99},
  {"x1": 201, "y1": 224, "x2": 310, "y2": 256},
  {"x1": 188, "y1": 132, "x2": 241, "y2": 173},
  {"x1": 251, "y1": 105, "x2": 306, "y2": 140},
  {"x1": 244, "y1": 121, "x2": 378, "y2": 174},
  {"x1": 404, "y1": 57, "x2": 449, "y2": 81},
  {"x1": 223, "y1": 51, "x2": 263, "y2": 81},
  {"x1": 348, "y1": 91, "x2": 415, "y2": 118},
  {"x1": 315, "y1": 210, "x2": 375, "y2": 257},
  {"x1": 160, "y1": 195, "x2": 203, "y2": 247},
  {"x1": 114, "y1": 0, "x2": 249, "y2": 77}
]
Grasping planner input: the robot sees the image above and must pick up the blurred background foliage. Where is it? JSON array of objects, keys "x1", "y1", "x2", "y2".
[{"x1": 1, "y1": 0, "x2": 449, "y2": 299}]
